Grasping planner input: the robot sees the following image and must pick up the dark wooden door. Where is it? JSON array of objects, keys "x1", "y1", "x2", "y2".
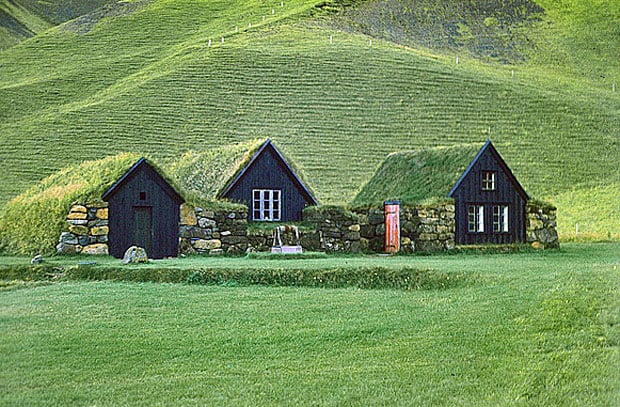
[{"x1": 134, "y1": 207, "x2": 153, "y2": 256}]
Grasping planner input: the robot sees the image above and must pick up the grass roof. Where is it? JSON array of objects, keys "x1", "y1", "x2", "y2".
[
  {"x1": 0, "y1": 138, "x2": 321, "y2": 255},
  {"x1": 168, "y1": 138, "x2": 317, "y2": 205},
  {"x1": 352, "y1": 143, "x2": 484, "y2": 208},
  {"x1": 0, "y1": 153, "x2": 142, "y2": 255},
  {"x1": 166, "y1": 139, "x2": 266, "y2": 202}
]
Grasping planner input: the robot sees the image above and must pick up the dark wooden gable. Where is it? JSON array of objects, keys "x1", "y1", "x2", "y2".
[
  {"x1": 219, "y1": 139, "x2": 318, "y2": 222},
  {"x1": 448, "y1": 140, "x2": 528, "y2": 245},
  {"x1": 102, "y1": 158, "x2": 184, "y2": 259}
]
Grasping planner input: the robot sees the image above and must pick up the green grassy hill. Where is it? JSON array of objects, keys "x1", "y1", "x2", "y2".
[
  {"x1": 0, "y1": 0, "x2": 115, "y2": 49},
  {"x1": 0, "y1": 0, "x2": 618, "y2": 241}
]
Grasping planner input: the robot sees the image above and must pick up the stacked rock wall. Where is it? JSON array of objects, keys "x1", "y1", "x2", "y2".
[
  {"x1": 353, "y1": 204, "x2": 456, "y2": 254},
  {"x1": 414, "y1": 205, "x2": 456, "y2": 252},
  {"x1": 303, "y1": 206, "x2": 361, "y2": 253},
  {"x1": 57, "y1": 201, "x2": 109, "y2": 255},
  {"x1": 526, "y1": 202, "x2": 559, "y2": 249},
  {"x1": 56, "y1": 200, "x2": 558, "y2": 257},
  {"x1": 179, "y1": 204, "x2": 248, "y2": 255},
  {"x1": 247, "y1": 228, "x2": 321, "y2": 252}
]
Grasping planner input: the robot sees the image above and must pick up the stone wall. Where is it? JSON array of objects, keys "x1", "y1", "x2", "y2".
[
  {"x1": 302, "y1": 206, "x2": 361, "y2": 253},
  {"x1": 526, "y1": 202, "x2": 559, "y2": 249},
  {"x1": 413, "y1": 205, "x2": 456, "y2": 252},
  {"x1": 57, "y1": 201, "x2": 109, "y2": 255},
  {"x1": 353, "y1": 204, "x2": 456, "y2": 254},
  {"x1": 179, "y1": 204, "x2": 248, "y2": 255},
  {"x1": 56, "y1": 200, "x2": 557, "y2": 257},
  {"x1": 246, "y1": 228, "x2": 322, "y2": 252}
]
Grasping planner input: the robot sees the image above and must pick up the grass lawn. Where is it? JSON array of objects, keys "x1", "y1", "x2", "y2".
[{"x1": 0, "y1": 243, "x2": 618, "y2": 405}]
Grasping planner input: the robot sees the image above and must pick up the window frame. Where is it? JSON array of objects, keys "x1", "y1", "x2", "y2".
[
  {"x1": 467, "y1": 205, "x2": 485, "y2": 233},
  {"x1": 252, "y1": 189, "x2": 281, "y2": 221},
  {"x1": 481, "y1": 171, "x2": 496, "y2": 191},
  {"x1": 492, "y1": 205, "x2": 509, "y2": 233}
]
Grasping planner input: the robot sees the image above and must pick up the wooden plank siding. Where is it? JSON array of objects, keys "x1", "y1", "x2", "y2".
[
  {"x1": 449, "y1": 141, "x2": 528, "y2": 245},
  {"x1": 221, "y1": 140, "x2": 317, "y2": 222},
  {"x1": 103, "y1": 159, "x2": 184, "y2": 259}
]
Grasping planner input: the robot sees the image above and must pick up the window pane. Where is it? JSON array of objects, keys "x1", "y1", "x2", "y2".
[
  {"x1": 482, "y1": 172, "x2": 496, "y2": 191},
  {"x1": 477, "y1": 206, "x2": 484, "y2": 232}
]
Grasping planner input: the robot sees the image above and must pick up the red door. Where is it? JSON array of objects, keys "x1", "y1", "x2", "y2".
[{"x1": 384, "y1": 200, "x2": 400, "y2": 254}]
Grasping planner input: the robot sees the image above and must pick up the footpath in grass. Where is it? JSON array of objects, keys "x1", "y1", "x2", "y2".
[{"x1": 0, "y1": 243, "x2": 618, "y2": 405}]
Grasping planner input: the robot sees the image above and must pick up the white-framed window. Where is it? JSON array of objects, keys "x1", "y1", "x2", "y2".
[
  {"x1": 493, "y1": 205, "x2": 509, "y2": 233},
  {"x1": 482, "y1": 171, "x2": 496, "y2": 191},
  {"x1": 253, "y1": 189, "x2": 281, "y2": 221},
  {"x1": 468, "y1": 205, "x2": 485, "y2": 233}
]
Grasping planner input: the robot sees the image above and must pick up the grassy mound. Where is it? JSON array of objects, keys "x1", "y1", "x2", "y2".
[
  {"x1": 168, "y1": 139, "x2": 265, "y2": 202},
  {"x1": 352, "y1": 144, "x2": 483, "y2": 207},
  {"x1": 0, "y1": 153, "x2": 141, "y2": 255}
]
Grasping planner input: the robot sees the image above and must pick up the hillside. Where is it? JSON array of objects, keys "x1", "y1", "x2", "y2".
[
  {"x1": 0, "y1": 0, "x2": 618, "y2": 239},
  {"x1": 0, "y1": 0, "x2": 115, "y2": 49}
]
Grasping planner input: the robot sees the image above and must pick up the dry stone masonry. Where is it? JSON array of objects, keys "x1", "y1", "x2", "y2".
[
  {"x1": 526, "y1": 202, "x2": 559, "y2": 249},
  {"x1": 354, "y1": 204, "x2": 456, "y2": 254},
  {"x1": 57, "y1": 201, "x2": 558, "y2": 257},
  {"x1": 178, "y1": 204, "x2": 248, "y2": 255},
  {"x1": 303, "y1": 206, "x2": 361, "y2": 253},
  {"x1": 57, "y1": 201, "x2": 109, "y2": 255}
]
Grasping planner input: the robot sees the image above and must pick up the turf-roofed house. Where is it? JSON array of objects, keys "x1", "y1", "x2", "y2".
[
  {"x1": 448, "y1": 140, "x2": 528, "y2": 245},
  {"x1": 218, "y1": 138, "x2": 318, "y2": 222},
  {"x1": 103, "y1": 158, "x2": 184, "y2": 259},
  {"x1": 353, "y1": 140, "x2": 558, "y2": 250}
]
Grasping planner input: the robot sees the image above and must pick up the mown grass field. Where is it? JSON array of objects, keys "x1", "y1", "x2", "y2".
[
  {"x1": 0, "y1": 242, "x2": 619, "y2": 405},
  {"x1": 0, "y1": 0, "x2": 618, "y2": 240}
]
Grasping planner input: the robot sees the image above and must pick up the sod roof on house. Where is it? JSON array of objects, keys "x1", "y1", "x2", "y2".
[
  {"x1": 0, "y1": 153, "x2": 143, "y2": 255},
  {"x1": 169, "y1": 138, "x2": 317, "y2": 204},
  {"x1": 0, "y1": 138, "x2": 319, "y2": 255},
  {"x1": 352, "y1": 143, "x2": 485, "y2": 208}
]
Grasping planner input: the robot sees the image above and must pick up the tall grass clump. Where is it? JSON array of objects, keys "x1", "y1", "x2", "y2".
[{"x1": 0, "y1": 153, "x2": 140, "y2": 255}]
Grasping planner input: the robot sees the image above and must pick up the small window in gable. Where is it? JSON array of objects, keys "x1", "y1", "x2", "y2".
[
  {"x1": 139, "y1": 191, "x2": 146, "y2": 201},
  {"x1": 482, "y1": 171, "x2": 496, "y2": 191}
]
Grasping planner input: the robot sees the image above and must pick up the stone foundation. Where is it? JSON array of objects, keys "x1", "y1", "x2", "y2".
[{"x1": 57, "y1": 201, "x2": 109, "y2": 255}]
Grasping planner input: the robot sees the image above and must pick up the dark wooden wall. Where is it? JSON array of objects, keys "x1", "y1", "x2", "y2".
[
  {"x1": 106, "y1": 164, "x2": 182, "y2": 259},
  {"x1": 223, "y1": 145, "x2": 314, "y2": 222},
  {"x1": 451, "y1": 148, "x2": 526, "y2": 245}
]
